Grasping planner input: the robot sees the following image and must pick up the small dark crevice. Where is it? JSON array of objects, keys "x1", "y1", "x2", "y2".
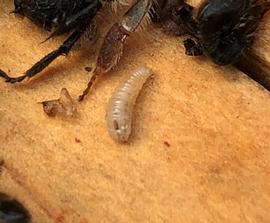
[{"x1": 235, "y1": 52, "x2": 270, "y2": 91}]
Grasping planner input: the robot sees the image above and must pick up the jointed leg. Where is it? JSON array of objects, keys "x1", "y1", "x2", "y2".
[
  {"x1": 0, "y1": 28, "x2": 86, "y2": 83},
  {"x1": 0, "y1": 1, "x2": 101, "y2": 83},
  {"x1": 97, "y1": 0, "x2": 153, "y2": 73},
  {"x1": 78, "y1": 0, "x2": 153, "y2": 101}
]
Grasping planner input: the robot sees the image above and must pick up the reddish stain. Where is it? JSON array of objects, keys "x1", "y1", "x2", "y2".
[
  {"x1": 55, "y1": 209, "x2": 72, "y2": 223},
  {"x1": 164, "y1": 141, "x2": 171, "y2": 148},
  {"x1": 75, "y1": 137, "x2": 82, "y2": 143},
  {"x1": 55, "y1": 214, "x2": 65, "y2": 223}
]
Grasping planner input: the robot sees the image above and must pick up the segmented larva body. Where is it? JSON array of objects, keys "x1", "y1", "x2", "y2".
[{"x1": 106, "y1": 66, "x2": 153, "y2": 142}]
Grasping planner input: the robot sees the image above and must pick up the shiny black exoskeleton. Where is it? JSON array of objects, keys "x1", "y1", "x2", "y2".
[
  {"x1": 0, "y1": 0, "x2": 102, "y2": 83},
  {"x1": 174, "y1": 0, "x2": 270, "y2": 65},
  {"x1": 14, "y1": 0, "x2": 102, "y2": 34},
  {"x1": 1, "y1": 0, "x2": 161, "y2": 101},
  {"x1": 0, "y1": 193, "x2": 30, "y2": 223}
]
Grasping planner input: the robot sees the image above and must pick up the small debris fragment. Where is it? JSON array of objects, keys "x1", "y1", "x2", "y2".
[
  {"x1": 75, "y1": 138, "x2": 81, "y2": 143},
  {"x1": 84, "y1": 67, "x2": 93, "y2": 72},
  {"x1": 40, "y1": 88, "x2": 77, "y2": 117},
  {"x1": 164, "y1": 141, "x2": 171, "y2": 148}
]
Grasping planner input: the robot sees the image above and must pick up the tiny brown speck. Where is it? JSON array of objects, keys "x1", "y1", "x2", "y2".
[
  {"x1": 85, "y1": 67, "x2": 92, "y2": 72},
  {"x1": 164, "y1": 141, "x2": 171, "y2": 148},
  {"x1": 75, "y1": 138, "x2": 81, "y2": 143}
]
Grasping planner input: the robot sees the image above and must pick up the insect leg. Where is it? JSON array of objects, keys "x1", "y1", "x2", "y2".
[
  {"x1": 78, "y1": 0, "x2": 153, "y2": 101},
  {"x1": 0, "y1": 28, "x2": 86, "y2": 83},
  {"x1": 0, "y1": 1, "x2": 101, "y2": 84},
  {"x1": 98, "y1": 0, "x2": 153, "y2": 73}
]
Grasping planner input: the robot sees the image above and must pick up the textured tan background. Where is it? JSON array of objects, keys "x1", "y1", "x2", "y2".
[{"x1": 0, "y1": 0, "x2": 270, "y2": 222}]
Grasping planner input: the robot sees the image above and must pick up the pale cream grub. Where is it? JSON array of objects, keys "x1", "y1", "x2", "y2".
[{"x1": 106, "y1": 66, "x2": 153, "y2": 142}]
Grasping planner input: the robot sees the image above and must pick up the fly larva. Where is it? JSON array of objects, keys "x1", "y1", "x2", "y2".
[{"x1": 106, "y1": 66, "x2": 153, "y2": 142}]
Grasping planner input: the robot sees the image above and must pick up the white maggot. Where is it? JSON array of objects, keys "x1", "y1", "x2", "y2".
[{"x1": 106, "y1": 66, "x2": 153, "y2": 142}]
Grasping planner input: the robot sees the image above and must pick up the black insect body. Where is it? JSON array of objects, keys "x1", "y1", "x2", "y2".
[
  {"x1": 173, "y1": 0, "x2": 270, "y2": 65},
  {"x1": 14, "y1": 0, "x2": 99, "y2": 32},
  {"x1": 0, "y1": 0, "x2": 157, "y2": 100},
  {"x1": 0, "y1": 0, "x2": 102, "y2": 83},
  {"x1": 0, "y1": 193, "x2": 30, "y2": 223}
]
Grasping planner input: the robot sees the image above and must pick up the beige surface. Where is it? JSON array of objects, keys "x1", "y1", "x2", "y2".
[{"x1": 1, "y1": 1, "x2": 270, "y2": 223}]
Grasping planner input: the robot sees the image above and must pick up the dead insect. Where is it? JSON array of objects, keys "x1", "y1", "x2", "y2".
[
  {"x1": 106, "y1": 66, "x2": 152, "y2": 142},
  {"x1": 0, "y1": 0, "x2": 154, "y2": 91},
  {"x1": 0, "y1": 193, "x2": 30, "y2": 223},
  {"x1": 0, "y1": 0, "x2": 101, "y2": 83},
  {"x1": 172, "y1": 0, "x2": 270, "y2": 65}
]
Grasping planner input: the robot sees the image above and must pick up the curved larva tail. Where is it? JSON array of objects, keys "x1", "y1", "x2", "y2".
[{"x1": 106, "y1": 66, "x2": 153, "y2": 142}]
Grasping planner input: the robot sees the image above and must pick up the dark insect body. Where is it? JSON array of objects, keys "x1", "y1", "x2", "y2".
[
  {"x1": 0, "y1": 0, "x2": 101, "y2": 84},
  {"x1": 0, "y1": 0, "x2": 168, "y2": 100},
  {"x1": 173, "y1": 0, "x2": 270, "y2": 65},
  {"x1": 0, "y1": 193, "x2": 30, "y2": 223},
  {"x1": 14, "y1": 0, "x2": 100, "y2": 33},
  {"x1": 1, "y1": 0, "x2": 269, "y2": 100}
]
